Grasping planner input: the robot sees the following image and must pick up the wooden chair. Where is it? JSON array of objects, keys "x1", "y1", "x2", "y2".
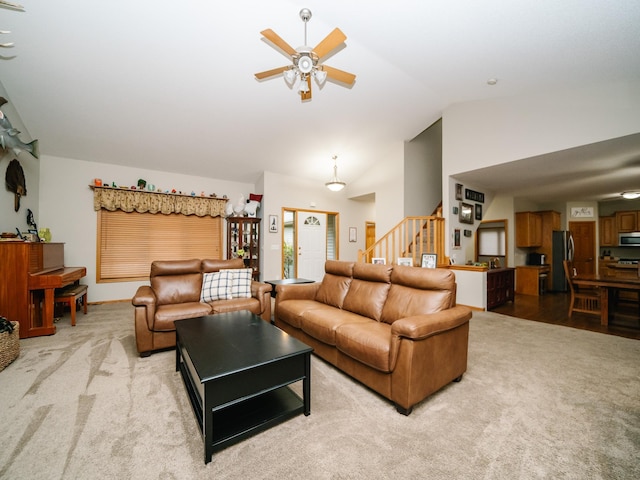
[
  {"x1": 562, "y1": 260, "x2": 600, "y2": 318},
  {"x1": 54, "y1": 284, "x2": 88, "y2": 326}
]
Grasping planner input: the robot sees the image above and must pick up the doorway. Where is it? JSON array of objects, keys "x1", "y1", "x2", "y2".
[
  {"x1": 365, "y1": 221, "x2": 376, "y2": 262},
  {"x1": 282, "y1": 208, "x2": 339, "y2": 280}
]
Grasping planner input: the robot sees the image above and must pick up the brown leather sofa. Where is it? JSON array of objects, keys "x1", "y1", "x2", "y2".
[
  {"x1": 132, "y1": 258, "x2": 272, "y2": 356},
  {"x1": 274, "y1": 260, "x2": 472, "y2": 415}
]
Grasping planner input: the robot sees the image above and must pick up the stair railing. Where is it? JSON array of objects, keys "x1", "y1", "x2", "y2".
[{"x1": 357, "y1": 216, "x2": 445, "y2": 266}]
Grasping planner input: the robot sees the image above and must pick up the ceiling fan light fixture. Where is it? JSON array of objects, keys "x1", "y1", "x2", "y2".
[
  {"x1": 283, "y1": 69, "x2": 297, "y2": 86},
  {"x1": 325, "y1": 155, "x2": 346, "y2": 191},
  {"x1": 621, "y1": 191, "x2": 640, "y2": 200},
  {"x1": 297, "y1": 54, "x2": 313, "y2": 74},
  {"x1": 313, "y1": 69, "x2": 327, "y2": 85},
  {"x1": 298, "y1": 78, "x2": 309, "y2": 93}
]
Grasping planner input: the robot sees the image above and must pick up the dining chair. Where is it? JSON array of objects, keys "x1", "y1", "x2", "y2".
[{"x1": 563, "y1": 260, "x2": 600, "y2": 318}]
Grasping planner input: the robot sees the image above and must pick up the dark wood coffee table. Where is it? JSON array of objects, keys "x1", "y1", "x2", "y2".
[{"x1": 175, "y1": 311, "x2": 312, "y2": 464}]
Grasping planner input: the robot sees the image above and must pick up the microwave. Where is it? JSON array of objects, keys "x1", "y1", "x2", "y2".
[
  {"x1": 618, "y1": 232, "x2": 640, "y2": 247},
  {"x1": 526, "y1": 253, "x2": 546, "y2": 265}
]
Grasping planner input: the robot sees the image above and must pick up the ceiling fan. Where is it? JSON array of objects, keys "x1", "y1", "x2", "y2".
[{"x1": 254, "y1": 8, "x2": 356, "y2": 102}]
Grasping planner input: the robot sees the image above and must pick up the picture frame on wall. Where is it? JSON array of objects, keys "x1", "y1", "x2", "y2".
[
  {"x1": 397, "y1": 257, "x2": 413, "y2": 267},
  {"x1": 455, "y1": 183, "x2": 463, "y2": 201},
  {"x1": 372, "y1": 257, "x2": 386, "y2": 265},
  {"x1": 421, "y1": 253, "x2": 437, "y2": 269},
  {"x1": 475, "y1": 203, "x2": 482, "y2": 221},
  {"x1": 459, "y1": 202, "x2": 474, "y2": 224},
  {"x1": 269, "y1": 215, "x2": 278, "y2": 233},
  {"x1": 349, "y1": 227, "x2": 357, "y2": 242}
]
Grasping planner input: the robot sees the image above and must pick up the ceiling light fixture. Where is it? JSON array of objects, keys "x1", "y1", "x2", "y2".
[
  {"x1": 288, "y1": 9, "x2": 327, "y2": 96},
  {"x1": 325, "y1": 155, "x2": 346, "y2": 191},
  {"x1": 621, "y1": 191, "x2": 640, "y2": 200},
  {"x1": 255, "y1": 8, "x2": 356, "y2": 101}
]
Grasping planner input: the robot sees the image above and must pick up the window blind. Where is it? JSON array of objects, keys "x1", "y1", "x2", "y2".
[{"x1": 97, "y1": 210, "x2": 222, "y2": 282}]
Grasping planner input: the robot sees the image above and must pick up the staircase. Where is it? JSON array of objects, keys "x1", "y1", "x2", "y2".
[{"x1": 357, "y1": 214, "x2": 446, "y2": 267}]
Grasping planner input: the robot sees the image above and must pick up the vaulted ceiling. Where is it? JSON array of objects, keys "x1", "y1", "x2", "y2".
[{"x1": 2, "y1": 1, "x2": 639, "y2": 202}]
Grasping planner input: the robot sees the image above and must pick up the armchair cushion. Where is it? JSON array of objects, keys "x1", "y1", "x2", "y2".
[{"x1": 200, "y1": 271, "x2": 233, "y2": 302}]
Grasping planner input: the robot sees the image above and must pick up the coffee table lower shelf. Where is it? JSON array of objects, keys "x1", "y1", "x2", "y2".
[{"x1": 179, "y1": 359, "x2": 305, "y2": 451}]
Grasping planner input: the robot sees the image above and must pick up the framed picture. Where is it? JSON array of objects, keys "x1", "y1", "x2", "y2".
[
  {"x1": 459, "y1": 202, "x2": 473, "y2": 224},
  {"x1": 452, "y1": 206, "x2": 458, "y2": 215},
  {"x1": 475, "y1": 203, "x2": 482, "y2": 221},
  {"x1": 269, "y1": 215, "x2": 278, "y2": 233},
  {"x1": 397, "y1": 257, "x2": 413, "y2": 267},
  {"x1": 454, "y1": 229, "x2": 461, "y2": 248},
  {"x1": 421, "y1": 253, "x2": 437, "y2": 269},
  {"x1": 455, "y1": 183, "x2": 463, "y2": 201},
  {"x1": 349, "y1": 227, "x2": 357, "y2": 242},
  {"x1": 465, "y1": 188, "x2": 485, "y2": 203},
  {"x1": 372, "y1": 257, "x2": 386, "y2": 265}
]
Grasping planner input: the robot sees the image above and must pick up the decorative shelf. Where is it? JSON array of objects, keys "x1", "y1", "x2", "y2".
[{"x1": 90, "y1": 185, "x2": 228, "y2": 217}]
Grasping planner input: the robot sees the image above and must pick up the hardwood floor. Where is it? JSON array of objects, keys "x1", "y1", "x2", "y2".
[{"x1": 491, "y1": 291, "x2": 640, "y2": 340}]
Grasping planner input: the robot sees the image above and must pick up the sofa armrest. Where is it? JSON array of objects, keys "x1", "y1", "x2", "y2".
[
  {"x1": 391, "y1": 306, "x2": 472, "y2": 341},
  {"x1": 132, "y1": 285, "x2": 156, "y2": 306},
  {"x1": 275, "y1": 283, "x2": 320, "y2": 302},
  {"x1": 132, "y1": 285, "x2": 157, "y2": 330},
  {"x1": 251, "y1": 281, "x2": 272, "y2": 315}
]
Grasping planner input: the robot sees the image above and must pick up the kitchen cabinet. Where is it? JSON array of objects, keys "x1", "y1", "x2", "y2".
[
  {"x1": 615, "y1": 210, "x2": 639, "y2": 233},
  {"x1": 515, "y1": 212, "x2": 542, "y2": 247},
  {"x1": 226, "y1": 217, "x2": 261, "y2": 280},
  {"x1": 486, "y1": 268, "x2": 515, "y2": 309},
  {"x1": 515, "y1": 265, "x2": 550, "y2": 296},
  {"x1": 599, "y1": 216, "x2": 616, "y2": 246}
]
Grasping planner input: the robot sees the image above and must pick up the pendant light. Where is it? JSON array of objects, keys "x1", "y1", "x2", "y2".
[{"x1": 325, "y1": 155, "x2": 346, "y2": 191}]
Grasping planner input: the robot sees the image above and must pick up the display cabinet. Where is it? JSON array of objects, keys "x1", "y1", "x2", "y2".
[{"x1": 226, "y1": 217, "x2": 260, "y2": 280}]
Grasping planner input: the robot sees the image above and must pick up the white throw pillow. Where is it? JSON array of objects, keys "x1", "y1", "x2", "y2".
[
  {"x1": 200, "y1": 271, "x2": 233, "y2": 302},
  {"x1": 222, "y1": 268, "x2": 253, "y2": 299}
]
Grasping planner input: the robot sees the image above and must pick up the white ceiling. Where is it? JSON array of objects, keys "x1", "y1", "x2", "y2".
[{"x1": 1, "y1": 0, "x2": 640, "y2": 203}]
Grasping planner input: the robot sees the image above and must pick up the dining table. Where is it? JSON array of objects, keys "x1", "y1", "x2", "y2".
[{"x1": 572, "y1": 273, "x2": 640, "y2": 325}]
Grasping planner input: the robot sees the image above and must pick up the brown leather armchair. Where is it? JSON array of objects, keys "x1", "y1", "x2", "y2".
[{"x1": 132, "y1": 258, "x2": 271, "y2": 356}]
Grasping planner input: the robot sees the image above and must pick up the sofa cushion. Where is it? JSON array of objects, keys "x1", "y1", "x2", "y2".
[
  {"x1": 299, "y1": 306, "x2": 371, "y2": 345},
  {"x1": 211, "y1": 297, "x2": 261, "y2": 316},
  {"x1": 151, "y1": 259, "x2": 203, "y2": 305},
  {"x1": 335, "y1": 321, "x2": 393, "y2": 372},
  {"x1": 342, "y1": 263, "x2": 392, "y2": 321},
  {"x1": 314, "y1": 260, "x2": 354, "y2": 308},
  {"x1": 277, "y1": 299, "x2": 327, "y2": 329},
  {"x1": 380, "y1": 266, "x2": 456, "y2": 324},
  {"x1": 154, "y1": 302, "x2": 212, "y2": 330},
  {"x1": 221, "y1": 268, "x2": 253, "y2": 298},
  {"x1": 201, "y1": 258, "x2": 245, "y2": 272},
  {"x1": 200, "y1": 271, "x2": 233, "y2": 302}
]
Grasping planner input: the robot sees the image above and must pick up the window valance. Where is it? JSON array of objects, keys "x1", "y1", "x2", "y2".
[{"x1": 91, "y1": 186, "x2": 228, "y2": 217}]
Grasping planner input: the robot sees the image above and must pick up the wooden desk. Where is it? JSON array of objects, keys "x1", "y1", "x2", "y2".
[{"x1": 572, "y1": 274, "x2": 640, "y2": 326}]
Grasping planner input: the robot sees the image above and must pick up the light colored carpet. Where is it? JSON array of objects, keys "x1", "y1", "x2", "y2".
[{"x1": 0, "y1": 303, "x2": 638, "y2": 479}]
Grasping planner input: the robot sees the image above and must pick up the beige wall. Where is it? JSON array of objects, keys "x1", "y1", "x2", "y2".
[
  {"x1": 260, "y1": 170, "x2": 375, "y2": 281},
  {"x1": 38, "y1": 155, "x2": 253, "y2": 302}
]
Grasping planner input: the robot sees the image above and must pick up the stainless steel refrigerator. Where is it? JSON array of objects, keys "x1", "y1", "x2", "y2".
[{"x1": 551, "y1": 230, "x2": 574, "y2": 292}]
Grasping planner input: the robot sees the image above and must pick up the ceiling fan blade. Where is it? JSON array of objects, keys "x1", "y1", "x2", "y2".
[
  {"x1": 322, "y1": 65, "x2": 356, "y2": 86},
  {"x1": 255, "y1": 66, "x2": 289, "y2": 80},
  {"x1": 300, "y1": 76, "x2": 312, "y2": 102},
  {"x1": 260, "y1": 28, "x2": 297, "y2": 57},
  {"x1": 313, "y1": 28, "x2": 346, "y2": 60}
]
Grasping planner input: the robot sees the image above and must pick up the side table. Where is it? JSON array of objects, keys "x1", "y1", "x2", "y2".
[{"x1": 264, "y1": 278, "x2": 315, "y2": 298}]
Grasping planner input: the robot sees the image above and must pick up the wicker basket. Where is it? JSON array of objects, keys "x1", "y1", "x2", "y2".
[{"x1": 0, "y1": 321, "x2": 19, "y2": 372}]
